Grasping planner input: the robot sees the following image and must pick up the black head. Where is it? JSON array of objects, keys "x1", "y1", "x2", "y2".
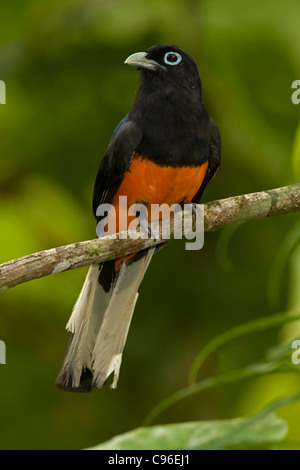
[
  {"x1": 124, "y1": 45, "x2": 209, "y2": 167},
  {"x1": 125, "y1": 44, "x2": 202, "y2": 96}
]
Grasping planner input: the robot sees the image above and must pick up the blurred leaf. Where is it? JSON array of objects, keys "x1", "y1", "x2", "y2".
[
  {"x1": 267, "y1": 221, "x2": 300, "y2": 310},
  {"x1": 266, "y1": 338, "x2": 299, "y2": 362},
  {"x1": 89, "y1": 413, "x2": 287, "y2": 450},
  {"x1": 144, "y1": 361, "x2": 300, "y2": 426},
  {"x1": 280, "y1": 245, "x2": 300, "y2": 345},
  {"x1": 189, "y1": 311, "x2": 300, "y2": 385}
]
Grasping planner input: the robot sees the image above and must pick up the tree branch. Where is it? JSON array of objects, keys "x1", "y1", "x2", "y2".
[{"x1": 1, "y1": 183, "x2": 300, "y2": 291}]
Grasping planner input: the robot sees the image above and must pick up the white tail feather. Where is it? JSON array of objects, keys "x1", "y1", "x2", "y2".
[
  {"x1": 91, "y1": 249, "x2": 154, "y2": 388},
  {"x1": 60, "y1": 249, "x2": 154, "y2": 389},
  {"x1": 66, "y1": 265, "x2": 99, "y2": 333},
  {"x1": 63, "y1": 265, "x2": 112, "y2": 387}
]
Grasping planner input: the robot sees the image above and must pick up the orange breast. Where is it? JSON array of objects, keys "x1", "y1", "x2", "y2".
[
  {"x1": 113, "y1": 155, "x2": 208, "y2": 222},
  {"x1": 105, "y1": 154, "x2": 208, "y2": 268}
]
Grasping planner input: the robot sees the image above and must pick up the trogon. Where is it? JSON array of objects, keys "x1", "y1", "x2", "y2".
[{"x1": 56, "y1": 45, "x2": 222, "y2": 392}]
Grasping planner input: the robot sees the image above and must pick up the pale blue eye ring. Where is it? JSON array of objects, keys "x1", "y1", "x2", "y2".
[{"x1": 163, "y1": 52, "x2": 182, "y2": 66}]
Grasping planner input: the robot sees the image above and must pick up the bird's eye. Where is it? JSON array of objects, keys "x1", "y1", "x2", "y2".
[{"x1": 163, "y1": 52, "x2": 182, "y2": 66}]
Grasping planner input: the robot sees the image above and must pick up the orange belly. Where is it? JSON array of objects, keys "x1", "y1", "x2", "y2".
[{"x1": 105, "y1": 155, "x2": 208, "y2": 268}]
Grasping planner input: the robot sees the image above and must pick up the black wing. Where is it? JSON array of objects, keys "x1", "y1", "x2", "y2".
[
  {"x1": 93, "y1": 120, "x2": 142, "y2": 219},
  {"x1": 92, "y1": 119, "x2": 143, "y2": 292},
  {"x1": 192, "y1": 118, "x2": 222, "y2": 203}
]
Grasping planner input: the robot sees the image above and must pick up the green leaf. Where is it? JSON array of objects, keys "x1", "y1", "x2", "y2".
[
  {"x1": 88, "y1": 413, "x2": 287, "y2": 450},
  {"x1": 267, "y1": 222, "x2": 300, "y2": 310},
  {"x1": 189, "y1": 311, "x2": 300, "y2": 385},
  {"x1": 144, "y1": 361, "x2": 299, "y2": 426}
]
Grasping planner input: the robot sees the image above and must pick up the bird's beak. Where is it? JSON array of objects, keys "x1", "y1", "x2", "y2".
[{"x1": 124, "y1": 52, "x2": 165, "y2": 72}]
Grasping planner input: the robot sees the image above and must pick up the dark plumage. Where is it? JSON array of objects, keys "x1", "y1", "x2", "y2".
[{"x1": 56, "y1": 45, "x2": 221, "y2": 392}]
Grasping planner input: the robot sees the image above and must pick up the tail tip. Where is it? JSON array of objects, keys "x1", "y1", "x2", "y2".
[{"x1": 55, "y1": 368, "x2": 93, "y2": 393}]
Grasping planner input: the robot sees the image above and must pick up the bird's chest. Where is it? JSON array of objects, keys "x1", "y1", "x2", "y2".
[
  {"x1": 113, "y1": 154, "x2": 208, "y2": 208},
  {"x1": 133, "y1": 100, "x2": 206, "y2": 167}
]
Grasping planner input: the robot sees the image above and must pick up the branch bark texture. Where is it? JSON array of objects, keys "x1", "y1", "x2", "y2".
[{"x1": 1, "y1": 184, "x2": 300, "y2": 291}]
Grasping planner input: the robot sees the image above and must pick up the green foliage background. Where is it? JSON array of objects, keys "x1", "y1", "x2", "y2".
[{"x1": 0, "y1": 0, "x2": 300, "y2": 449}]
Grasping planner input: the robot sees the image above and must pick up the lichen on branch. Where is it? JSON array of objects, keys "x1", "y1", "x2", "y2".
[{"x1": 0, "y1": 183, "x2": 300, "y2": 291}]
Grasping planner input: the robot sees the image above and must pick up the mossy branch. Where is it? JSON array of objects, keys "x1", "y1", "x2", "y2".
[{"x1": 1, "y1": 183, "x2": 300, "y2": 291}]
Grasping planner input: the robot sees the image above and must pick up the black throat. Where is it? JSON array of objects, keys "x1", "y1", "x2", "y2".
[{"x1": 129, "y1": 70, "x2": 210, "y2": 167}]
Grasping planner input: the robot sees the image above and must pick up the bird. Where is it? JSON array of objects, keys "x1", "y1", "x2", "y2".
[{"x1": 55, "y1": 44, "x2": 221, "y2": 392}]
